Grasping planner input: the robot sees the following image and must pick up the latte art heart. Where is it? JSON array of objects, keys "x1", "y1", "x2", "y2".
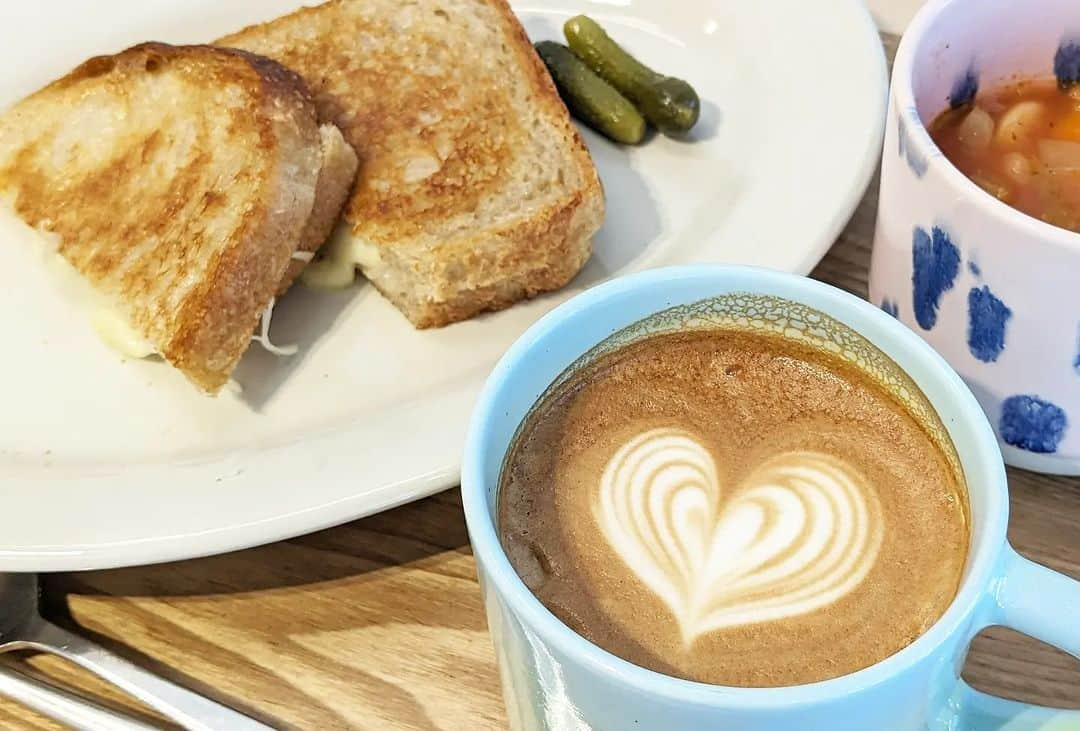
[{"x1": 596, "y1": 428, "x2": 884, "y2": 644}]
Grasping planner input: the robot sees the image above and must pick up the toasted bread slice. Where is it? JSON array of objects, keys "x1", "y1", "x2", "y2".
[
  {"x1": 219, "y1": 0, "x2": 605, "y2": 328},
  {"x1": 0, "y1": 42, "x2": 356, "y2": 393}
]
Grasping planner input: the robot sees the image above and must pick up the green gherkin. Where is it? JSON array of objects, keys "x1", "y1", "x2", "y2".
[
  {"x1": 564, "y1": 14, "x2": 701, "y2": 135},
  {"x1": 534, "y1": 40, "x2": 646, "y2": 145}
]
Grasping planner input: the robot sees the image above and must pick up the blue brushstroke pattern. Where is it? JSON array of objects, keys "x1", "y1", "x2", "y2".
[
  {"x1": 1075, "y1": 325, "x2": 1080, "y2": 375},
  {"x1": 897, "y1": 110, "x2": 928, "y2": 178},
  {"x1": 881, "y1": 298, "x2": 899, "y2": 318},
  {"x1": 968, "y1": 260, "x2": 981, "y2": 277},
  {"x1": 1055, "y1": 41, "x2": 1080, "y2": 87},
  {"x1": 912, "y1": 226, "x2": 961, "y2": 330},
  {"x1": 967, "y1": 286, "x2": 1012, "y2": 362},
  {"x1": 1000, "y1": 395, "x2": 1068, "y2": 453},
  {"x1": 949, "y1": 68, "x2": 979, "y2": 108}
]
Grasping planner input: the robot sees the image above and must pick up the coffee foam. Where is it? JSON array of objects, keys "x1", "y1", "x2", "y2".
[
  {"x1": 499, "y1": 295, "x2": 969, "y2": 687},
  {"x1": 597, "y1": 428, "x2": 883, "y2": 643}
]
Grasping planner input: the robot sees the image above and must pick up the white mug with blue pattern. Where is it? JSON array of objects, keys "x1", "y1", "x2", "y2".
[{"x1": 870, "y1": 0, "x2": 1080, "y2": 474}]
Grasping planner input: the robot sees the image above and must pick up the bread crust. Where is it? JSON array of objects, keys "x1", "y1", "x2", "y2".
[
  {"x1": 392, "y1": 186, "x2": 602, "y2": 328},
  {"x1": 0, "y1": 42, "x2": 331, "y2": 392},
  {"x1": 277, "y1": 124, "x2": 359, "y2": 296}
]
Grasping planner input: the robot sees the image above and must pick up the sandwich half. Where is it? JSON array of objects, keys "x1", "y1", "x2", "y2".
[
  {"x1": 0, "y1": 42, "x2": 358, "y2": 393},
  {"x1": 219, "y1": 0, "x2": 605, "y2": 328}
]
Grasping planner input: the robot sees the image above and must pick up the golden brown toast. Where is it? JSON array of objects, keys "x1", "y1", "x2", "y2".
[
  {"x1": 219, "y1": 0, "x2": 605, "y2": 328},
  {"x1": 0, "y1": 43, "x2": 357, "y2": 393}
]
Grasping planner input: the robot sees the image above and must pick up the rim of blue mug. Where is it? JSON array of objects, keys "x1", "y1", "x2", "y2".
[
  {"x1": 461, "y1": 264, "x2": 1008, "y2": 708},
  {"x1": 893, "y1": 0, "x2": 1080, "y2": 248}
]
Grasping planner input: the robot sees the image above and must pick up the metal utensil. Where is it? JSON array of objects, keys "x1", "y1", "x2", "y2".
[
  {"x1": 0, "y1": 661, "x2": 157, "y2": 730},
  {"x1": 0, "y1": 574, "x2": 269, "y2": 730}
]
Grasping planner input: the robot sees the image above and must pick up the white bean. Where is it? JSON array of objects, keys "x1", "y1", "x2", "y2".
[
  {"x1": 995, "y1": 101, "x2": 1045, "y2": 148},
  {"x1": 1003, "y1": 152, "x2": 1035, "y2": 182},
  {"x1": 956, "y1": 106, "x2": 994, "y2": 151}
]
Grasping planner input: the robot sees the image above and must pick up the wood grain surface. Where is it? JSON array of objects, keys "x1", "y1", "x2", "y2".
[{"x1": 2, "y1": 31, "x2": 1077, "y2": 731}]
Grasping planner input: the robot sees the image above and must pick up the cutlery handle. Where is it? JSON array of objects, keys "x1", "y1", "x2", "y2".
[
  {"x1": 12, "y1": 620, "x2": 270, "y2": 731},
  {"x1": 0, "y1": 662, "x2": 156, "y2": 731}
]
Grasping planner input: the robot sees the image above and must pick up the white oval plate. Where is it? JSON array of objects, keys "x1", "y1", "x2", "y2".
[{"x1": 0, "y1": 0, "x2": 885, "y2": 570}]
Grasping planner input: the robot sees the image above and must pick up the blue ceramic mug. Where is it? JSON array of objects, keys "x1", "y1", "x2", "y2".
[{"x1": 462, "y1": 266, "x2": 1080, "y2": 730}]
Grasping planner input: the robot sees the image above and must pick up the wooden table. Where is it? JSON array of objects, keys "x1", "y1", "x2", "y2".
[{"x1": 4, "y1": 33, "x2": 1079, "y2": 731}]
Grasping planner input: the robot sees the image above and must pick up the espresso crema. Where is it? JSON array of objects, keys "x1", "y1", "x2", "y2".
[{"x1": 498, "y1": 328, "x2": 969, "y2": 687}]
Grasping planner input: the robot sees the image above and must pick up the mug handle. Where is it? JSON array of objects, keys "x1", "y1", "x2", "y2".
[{"x1": 954, "y1": 545, "x2": 1080, "y2": 730}]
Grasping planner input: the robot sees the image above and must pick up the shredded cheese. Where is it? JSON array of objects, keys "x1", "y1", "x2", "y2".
[
  {"x1": 291, "y1": 251, "x2": 315, "y2": 262},
  {"x1": 251, "y1": 297, "x2": 299, "y2": 356}
]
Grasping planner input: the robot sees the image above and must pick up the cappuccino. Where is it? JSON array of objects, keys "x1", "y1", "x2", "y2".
[{"x1": 498, "y1": 327, "x2": 968, "y2": 687}]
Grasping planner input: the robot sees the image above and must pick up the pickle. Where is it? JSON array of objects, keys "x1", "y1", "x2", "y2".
[
  {"x1": 535, "y1": 41, "x2": 646, "y2": 144},
  {"x1": 564, "y1": 15, "x2": 700, "y2": 135}
]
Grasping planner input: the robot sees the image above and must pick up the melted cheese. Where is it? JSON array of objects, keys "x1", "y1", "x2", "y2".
[
  {"x1": 251, "y1": 297, "x2": 298, "y2": 356},
  {"x1": 91, "y1": 307, "x2": 155, "y2": 359},
  {"x1": 299, "y1": 221, "x2": 379, "y2": 290},
  {"x1": 39, "y1": 251, "x2": 158, "y2": 360},
  {"x1": 299, "y1": 254, "x2": 357, "y2": 290}
]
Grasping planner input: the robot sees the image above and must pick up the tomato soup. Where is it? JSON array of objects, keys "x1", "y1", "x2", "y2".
[{"x1": 929, "y1": 79, "x2": 1080, "y2": 232}]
